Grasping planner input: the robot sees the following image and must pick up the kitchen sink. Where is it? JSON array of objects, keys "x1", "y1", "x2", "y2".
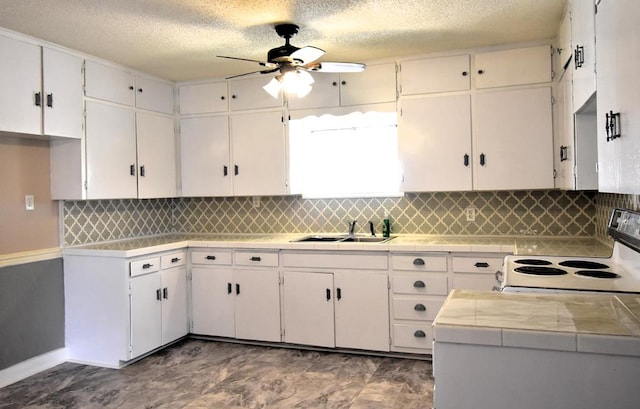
[
  {"x1": 292, "y1": 235, "x2": 345, "y2": 242},
  {"x1": 292, "y1": 235, "x2": 394, "y2": 243},
  {"x1": 339, "y1": 236, "x2": 393, "y2": 243}
]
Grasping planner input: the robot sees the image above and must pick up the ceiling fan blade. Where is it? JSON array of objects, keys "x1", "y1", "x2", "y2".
[
  {"x1": 305, "y1": 62, "x2": 366, "y2": 73},
  {"x1": 218, "y1": 55, "x2": 278, "y2": 69},
  {"x1": 225, "y1": 67, "x2": 281, "y2": 80},
  {"x1": 290, "y1": 46, "x2": 325, "y2": 65}
]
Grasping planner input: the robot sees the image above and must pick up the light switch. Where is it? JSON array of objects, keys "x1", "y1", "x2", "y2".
[{"x1": 25, "y1": 195, "x2": 35, "y2": 211}]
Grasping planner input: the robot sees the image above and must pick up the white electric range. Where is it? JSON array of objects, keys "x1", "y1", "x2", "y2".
[{"x1": 500, "y1": 208, "x2": 640, "y2": 294}]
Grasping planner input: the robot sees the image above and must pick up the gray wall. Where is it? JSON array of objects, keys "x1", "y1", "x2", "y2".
[{"x1": 0, "y1": 258, "x2": 64, "y2": 370}]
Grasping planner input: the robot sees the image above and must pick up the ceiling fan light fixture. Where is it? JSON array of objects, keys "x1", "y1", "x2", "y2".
[
  {"x1": 263, "y1": 77, "x2": 282, "y2": 98},
  {"x1": 263, "y1": 70, "x2": 315, "y2": 98}
]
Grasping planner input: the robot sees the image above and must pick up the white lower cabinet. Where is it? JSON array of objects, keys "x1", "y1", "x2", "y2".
[{"x1": 190, "y1": 249, "x2": 281, "y2": 343}]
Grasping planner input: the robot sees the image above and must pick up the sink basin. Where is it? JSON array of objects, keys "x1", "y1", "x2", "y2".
[
  {"x1": 291, "y1": 235, "x2": 394, "y2": 243},
  {"x1": 292, "y1": 235, "x2": 345, "y2": 242},
  {"x1": 340, "y1": 236, "x2": 394, "y2": 243}
]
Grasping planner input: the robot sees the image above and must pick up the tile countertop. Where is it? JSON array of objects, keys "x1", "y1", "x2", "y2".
[
  {"x1": 61, "y1": 233, "x2": 613, "y2": 258},
  {"x1": 433, "y1": 290, "x2": 640, "y2": 356}
]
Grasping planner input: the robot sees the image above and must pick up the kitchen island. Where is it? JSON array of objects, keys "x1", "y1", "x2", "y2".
[{"x1": 432, "y1": 290, "x2": 640, "y2": 409}]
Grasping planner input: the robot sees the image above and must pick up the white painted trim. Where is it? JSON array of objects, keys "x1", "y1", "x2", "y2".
[
  {"x1": 0, "y1": 247, "x2": 62, "y2": 268},
  {"x1": 0, "y1": 348, "x2": 68, "y2": 388}
]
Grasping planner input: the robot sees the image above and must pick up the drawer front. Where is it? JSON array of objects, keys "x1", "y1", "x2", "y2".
[
  {"x1": 391, "y1": 255, "x2": 447, "y2": 272},
  {"x1": 191, "y1": 250, "x2": 233, "y2": 266},
  {"x1": 451, "y1": 276, "x2": 500, "y2": 292},
  {"x1": 161, "y1": 251, "x2": 186, "y2": 269},
  {"x1": 234, "y1": 251, "x2": 279, "y2": 267},
  {"x1": 452, "y1": 256, "x2": 503, "y2": 274},
  {"x1": 393, "y1": 323, "x2": 433, "y2": 349},
  {"x1": 392, "y1": 275, "x2": 448, "y2": 295},
  {"x1": 393, "y1": 298, "x2": 444, "y2": 321},
  {"x1": 130, "y1": 257, "x2": 160, "y2": 277},
  {"x1": 282, "y1": 252, "x2": 388, "y2": 270}
]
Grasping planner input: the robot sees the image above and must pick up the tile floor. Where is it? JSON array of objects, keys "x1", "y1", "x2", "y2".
[{"x1": 0, "y1": 339, "x2": 434, "y2": 409}]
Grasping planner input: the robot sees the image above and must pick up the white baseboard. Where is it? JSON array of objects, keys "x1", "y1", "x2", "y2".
[{"x1": 0, "y1": 348, "x2": 68, "y2": 388}]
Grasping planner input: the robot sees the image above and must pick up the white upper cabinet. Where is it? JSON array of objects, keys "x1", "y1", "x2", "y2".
[
  {"x1": 229, "y1": 76, "x2": 283, "y2": 111},
  {"x1": 85, "y1": 60, "x2": 174, "y2": 114},
  {"x1": 42, "y1": 47, "x2": 83, "y2": 139},
  {"x1": 400, "y1": 54, "x2": 471, "y2": 95},
  {"x1": 0, "y1": 34, "x2": 82, "y2": 138},
  {"x1": 288, "y1": 62, "x2": 397, "y2": 110},
  {"x1": 180, "y1": 116, "x2": 232, "y2": 197},
  {"x1": 571, "y1": 0, "x2": 597, "y2": 111},
  {"x1": 136, "y1": 112, "x2": 177, "y2": 199},
  {"x1": 179, "y1": 82, "x2": 228, "y2": 114},
  {"x1": 474, "y1": 45, "x2": 552, "y2": 89},
  {"x1": 595, "y1": 0, "x2": 640, "y2": 193},
  {"x1": 473, "y1": 87, "x2": 554, "y2": 190},
  {"x1": 399, "y1": 94, "x2": 473, "y2": 192}
]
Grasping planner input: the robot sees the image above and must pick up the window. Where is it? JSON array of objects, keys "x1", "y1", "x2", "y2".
[{"x1": 289, "y1": 110, "x2": 402, "y2": 198}]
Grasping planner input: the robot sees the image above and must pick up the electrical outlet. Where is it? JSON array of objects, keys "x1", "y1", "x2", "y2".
[
  {"x1": 25, "y1": 195, "x2": 35, "y2": 211},
  {"x1": 465, "y1": 206, "x2": 476, "y2": 222},
  {"x1": 252, "y1": 196, "x2": 261, "y2": 208}
]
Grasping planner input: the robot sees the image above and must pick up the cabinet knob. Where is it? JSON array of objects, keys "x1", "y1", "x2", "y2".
[
  {"x1": 332, "y1": 81, "x2": 338, "y2": 86},
  {"x1": 413, "y1": 258, "x2": 425, "y2": 266},
  {"x1": 250, "y1": 256, "x2": 262, "y2": 262},
  {"x1": 414, "y1": 303, "x2": 426, "y2": 311},
  {"x1": 129, "y1": 85, "x2": 134, "y2": 90},
  {"x1": 137, "y1": 88, "x2": 143, "y2": 93},
  {"x1": 413, "y1": 280, "x2": 426, "y2": 288},
  {"x1": 414, "y1": 330, "x2": 426, "y2": 338},
  {"x1": 462, "y1": 71, "x2": 468, "y2": 76},
  {"x1": 232, "y1": 95, "x2": 237, "y2": 99},
  {"x1": 205, "y1": 255, "x2": 216, "y2": 260},
  {"x1": 477, "y1": 69, "x2": 485, "y2": 75},
  {"x1": 341, "y1": 80, "x2": 346, "y2": 85},
  {"x1": 221, "y1": 96, "x2": 226, "y2": 100}
]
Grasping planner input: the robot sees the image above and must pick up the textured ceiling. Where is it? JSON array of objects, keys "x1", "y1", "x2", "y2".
[{"x1": 0, "y1": 0, "x2": 567, "y2": 82}]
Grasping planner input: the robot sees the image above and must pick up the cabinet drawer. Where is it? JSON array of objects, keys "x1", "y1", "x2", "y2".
[
  {"x1": 191, "y1": 250, "x2": 233, "y2": 266},
  {"x1": 451, "y1": 276, "x2": 499, "y2": 292},
  {"x1": 391, "y1": 255, "x2": 447, "y2": 272},
  {"x1": 393, "y1": 323, "x2": 433, "y2": 350},
  {"x1": 130, "y1": 257, "x2": 160, "y2": 277},
  {"x1": 161, "y1": 251, "x2": 186, "y2": 269},
  {"x1": 282, "y1": 252, "x2": 388, "y2": 270},
  {"x1": 452, "y1": 256, "x2": 503, "y2": 273},
  {"x1": 234, "y1": 251, "x2": 279, "y2": 267},
  {"x1": 392, "y1": 275, "x2": 448, "y2": 295},
  {"x1": 392, "y1": 298, "x2": 444, "y2": 321}
]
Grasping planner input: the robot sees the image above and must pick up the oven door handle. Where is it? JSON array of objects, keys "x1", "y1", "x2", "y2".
[{"x1": 495, "y1": 270, "x2": 504, "y2": 282}]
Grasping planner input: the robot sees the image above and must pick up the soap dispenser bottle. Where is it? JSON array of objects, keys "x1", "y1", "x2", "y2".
[{"x1": 382, "y1": 212, "x2": 391, "y2": 238}]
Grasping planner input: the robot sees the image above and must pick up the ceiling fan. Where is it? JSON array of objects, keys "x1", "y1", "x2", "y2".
[{"x1": 218, "y1": 23, "x2": 366, "y2": 98}]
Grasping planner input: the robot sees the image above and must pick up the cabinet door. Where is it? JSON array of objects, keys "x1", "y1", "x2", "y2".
[
  {"x1": 400, "y1": 55, "x2": 470, "y2": 95},
  {"x1": 554, "y1": 68, "x2": 576, "y2": 190},
  {"x1": 287, "y1": 73, "x2": 341, "y2": 110},
  {"x1": 160, "y1": 266, "x2": 188, "y2": 344},
  {"x1": 340, "y1": 63, "x2": 397, "y2": 106},
  {"x1": 179, "y1": 82, "x2": 228, "y2": 114},
  {"x1": 473, "y1": 87, "x2": 554, "y2": 190},
  {"x1": 136, "y1": 112, "x2": 177, "y2": 198},
  {"x1": 84, "y1": 60, "x2": 135, "y2": 106},
  {"x1": 180, "y1": 116, "x2": 232, "y2": 197},
  {"x1": 0, "y1": 34, "x2": 41, "y2": 135},
  {"x1": 42, "y1": 47, "x2": 83, "y2": 138},
  {"x1": 85, "y1": 101, "x2": 137, "y2": 199},
  {"x1": 234, "y1": 269, "x2": 281, "y2": 342},
  {"x1": 282, "y1": 271, "x2": 335, "y2": 348},
  {"x1": 595, "y1": 0, "x2": 640, "y2": 193},
  {"x1": 399, "y1": 94, "x2": 472, "y2": 192},
  {"x1": 334, "y1": 272, "x2": 390, "y2": 352},
  {"x1": 571, "y1": 0, "x2": 597, "y2": 111},
  {"x1": 230, "y1": 111, "x2": 287, "y2": 196},
  {"x1": 229, "y1": 77, "x2": 283, "y2": 111},
  {"x1": 130, "y1": 272, "x2": 162, "y2": 358},
  {"x1": 191, "y1": 267, "x2": 235, "y2": 337},
  {"x1": 474, "y1": 46, "x2": 552, "y2": 89},
  {"x1": 135, "y1": 76, "x2": 174, "y2": 114}
]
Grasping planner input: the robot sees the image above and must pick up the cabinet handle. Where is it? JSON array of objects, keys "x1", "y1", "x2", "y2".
[
  {"x1": 171, "y1": 257, "x2": 181, "y2": 263},
  {"x1": 462, "y1": 71, "x2": 468, "y2": 76},
  {"x1": 130, "y1": 164, "x2": 136, "y2": 176},
  {"x1": 475, "y1": 262, "x2": 490, "y2": 268},
  {"x1": 46, "y1": 93, "x2": 53, "y2": 108},
  {"x1": 142, "y1": 263, "x2": 153, "y2": 269},
  {"x1": 414, "y1": 330, "x2": 426, "y2": 338},
  {"x1": 236, "y1": 283, "x2": 240, "y2": 295},
  {"x1": 34, "y1": 92, "x2": 41, "y2": 107},
  {"x1": 341, "y1": 80, "x2": 346, "y2": 85},
  {"x1": 560, "y1": 145, "x2": 568, "y2": 162},
  {"x1": 326, "y1": 288, "x2": 331, "y2": 301},
  {"x1": 414, "y1": 303, "x2": 426, "y2": 311},
  {"x1": 250, "y1": 256, "x2": 261, "y2": 262},
  {"x1": 413, "y1": 258, "x2": 425, "y2": 266},
  {"x1": 129, "y1": 85, "x2": 134, "y2": 90},
  {"x1": 137, "y1": 88, "x2": 143, "y2": 93},
  {"x1": 479, "y1": 153, "x2": 486, "y2": 166},
  {"x1": 234, "y1": 165, "x2": 239, "y2": 175},
  {"x1": 464, "y1": 154, "x2": 470, "y2": 167},
  {"x1": 605, "y1": 111, "x2": 621, "y2": 142},
  {"x1": 223, "y1": 165, "x2": 228, "y2": 176},
  {"x1": 495, "y1": 270, "x2": 504, "y2": 282},
  {"x1": 336, "y1": 288, "x2": 342, "y2": 300},
  {"x1": 477, "y1": 69, "x2": 485, "y2": 75},
  {"x1": 205, "y1": 255, "x2": 216, "y2": 260},
  {"x1": 156, "y1": 289, "x2": 161, "y2": 300},
  {"x1": 332, "y1": 81, "x2": 338, "y2": 86},
  {"x1": 227, "y1": 282, "x2": 232, "y2": 294},
  {"x1": 221, "y1": 95, "x2": 226, "y2": 100},
  {"x1": 232, "y1": 95, "x2": 237, "y2": 99},
  {"x1": 413, "y1": 280, "x2": 426, "y2": 288},
  {"x1": 163, "y1": 287, "x2": 168, "y2": 299},
  {"x1": 574, "y1": 45, "x2": 584, "y2": 69},
  {"x1": 140, "y1": 165, "x2": 145, "y2": 177}
]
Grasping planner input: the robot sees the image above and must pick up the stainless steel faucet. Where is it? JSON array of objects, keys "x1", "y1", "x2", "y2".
[{"x1": 348, "y1": 220, "x2": 357, "y2": 236}]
